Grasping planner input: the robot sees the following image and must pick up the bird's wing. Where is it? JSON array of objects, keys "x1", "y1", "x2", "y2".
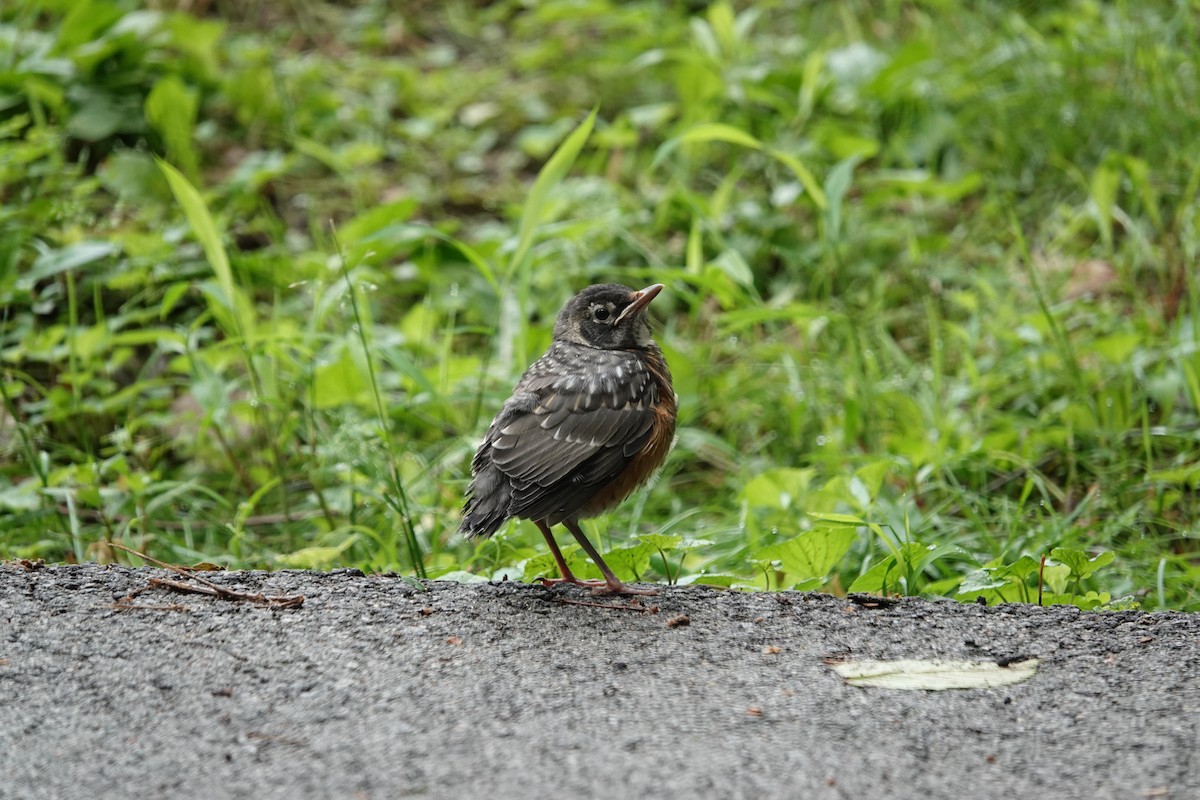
[{"x1": 484, "y1": 358, "x2": 658, "y2": 519}]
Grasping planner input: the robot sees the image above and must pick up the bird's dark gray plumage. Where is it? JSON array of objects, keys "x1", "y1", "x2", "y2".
[{"x1": 461, "y1": 283, "x2": 676, "y2": 594}]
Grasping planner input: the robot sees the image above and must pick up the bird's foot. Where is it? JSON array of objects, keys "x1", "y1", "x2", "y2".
[
  {"x1": 538, "y1": 576, "x2": 659, "y2": 596},
  {"x1": 590, "y1": 579, "x2": 659, "y2": 596},
  {"x1": 539, "y1": 576, "x2": 609, "y2": 590}
]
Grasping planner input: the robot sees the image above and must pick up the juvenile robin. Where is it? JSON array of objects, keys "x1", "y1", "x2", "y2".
[{"x1": 461, "y1": 283, "x2": 677, "y2": 595}]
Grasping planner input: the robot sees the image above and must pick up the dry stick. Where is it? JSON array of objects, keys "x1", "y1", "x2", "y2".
[
  {"x1": 114, "y1": 583, "x2": 152, "y2": 605},
  {"x1": 109, "y1": 543, "x2": 304, "y2": 609},
  {"x1": 1038, "y1": 553, "x2": 1047, "y2": 606},
  {"x1": 146, "y1": 576, "x2": 305, "y2": 607},
  {"x1": 552, "y1": 596, "x2": 659, "y2": 613}
]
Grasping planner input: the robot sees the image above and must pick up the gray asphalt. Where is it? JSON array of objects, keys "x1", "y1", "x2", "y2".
[{"x1": 2, "y1": 563, "x2": 1198, "y2": 799}]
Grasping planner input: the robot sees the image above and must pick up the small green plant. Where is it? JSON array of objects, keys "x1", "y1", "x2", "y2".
[
  {"x1": 1, "y1": 0, "x2": 1196, "y2": 610},
  {"x1": 959, "y1": 548, "x2": 1127, "y2": 610}
]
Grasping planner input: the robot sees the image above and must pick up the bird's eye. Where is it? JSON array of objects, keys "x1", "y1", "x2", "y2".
[{"x1": 592, "y1": 305, "x2": 611, "y2": 321}]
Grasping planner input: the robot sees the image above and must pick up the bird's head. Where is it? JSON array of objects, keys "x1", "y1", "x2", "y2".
[{"x1": 553, "y1": 283, "x2": 664, "y2": 350}]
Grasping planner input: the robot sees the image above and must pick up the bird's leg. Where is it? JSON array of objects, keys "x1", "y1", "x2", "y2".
[
  {"x1": 563, "y1": 519, "x2": 658, "y2": 596},
  {"x1": 533, "y1": 520, "x2": 606, "y2": 589}
]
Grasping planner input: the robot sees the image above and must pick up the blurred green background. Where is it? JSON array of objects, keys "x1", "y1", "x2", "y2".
[{"x1": 2, "y1": 0, "x2": 1197, "y2": 608}]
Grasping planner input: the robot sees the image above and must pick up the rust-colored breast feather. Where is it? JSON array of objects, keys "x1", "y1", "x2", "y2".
[{"x1": 581, "y1": 347, "x2": 676, "y2": 516}]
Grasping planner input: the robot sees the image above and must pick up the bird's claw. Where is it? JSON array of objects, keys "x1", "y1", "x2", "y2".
[
  {"x1": 538, "y1": 576, "x2": 659, "y2": 596},
  {"x1": 590, "y1": 582, "x2": 659, "y2": 596},
  {"x1": 538, "y1": 576, "x2": 608, "y2": 589}
]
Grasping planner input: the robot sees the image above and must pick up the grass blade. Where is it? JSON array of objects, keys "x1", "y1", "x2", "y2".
[
  {"x1": 332, "y1": 226, "x2": 426, "y2": 579},
  {"x1": 653, "y1": 122, "x2": 827, "y2": 208},
  {"x1": 156, "y1": 157, "x2": 254, "y2": 343},
  {"x1": 506, "y1": 107, "x2": 598, "y2": 279}
]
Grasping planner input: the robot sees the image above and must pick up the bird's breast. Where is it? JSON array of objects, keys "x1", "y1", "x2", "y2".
[{"x1": 579, "y1": 344, "x2": 677, "y2": 516}]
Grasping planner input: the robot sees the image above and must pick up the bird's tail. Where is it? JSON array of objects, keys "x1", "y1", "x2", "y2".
[{"x1": 459, "y1": 464, "x2": 512, "y2": 540}]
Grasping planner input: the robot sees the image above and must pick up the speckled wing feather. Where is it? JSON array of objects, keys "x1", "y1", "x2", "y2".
[{"x1": 461, "y1": 342, "x2": 659, "y2": 535}]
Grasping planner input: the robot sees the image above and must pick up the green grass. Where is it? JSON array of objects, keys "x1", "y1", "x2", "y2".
[{"x1": 2, "y1": 0, "x2": 1198, "y2": 609}]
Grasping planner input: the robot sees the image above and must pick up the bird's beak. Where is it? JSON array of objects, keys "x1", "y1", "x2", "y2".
[{"x1": 615, "y1": 283, "x2": 664, "y2": 324}]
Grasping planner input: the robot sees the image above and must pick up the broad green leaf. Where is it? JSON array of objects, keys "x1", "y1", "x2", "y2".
[
  {"x1": 1088, "y1": 332, "x2": 1141, "y2": 364},
  {"x1": 807, "y1": 476, "x2": 867, "y2": 513},
  {"x1": 758, "y1": 526, "x2": 855, "y2": 581},
  {"x1": 312, "y1": 346, "x2": 371, "y2": 409},
  {"x1": 520, "y1": 550, "x2": 599, "y2": 583},
  {"x1": 1041, "y1": 562, "x2": 1072, "y2": 596},
  {"x1": 996, "y1": 555, "x2": 1042, "y2": 582},
  {"x1": 847, "y1": 542, "x2": 963, "y2": 595},
  {"x1": 959, "y1": 555, "x2": 1046, "y2": 602},
  {"x1": 636, "y1": 534, "x2": 683, "y2": 551},
  {"x1": 596, "y1": 536, "x2": 679, "y2": 580},
  {"x1": 922, "y1": 575, "x2": 965, "y2": 596},
  {"x1": 1049, "y1": 548, "x2": 1115, "y2": 581},
  {"x1": 741, "y1": 467, "x2": 815, "y2": 510},
  {"x1": 733, "y1": 8, "x2": 761, "y2": 42},
  {"x1": 710, "y1": 249, "x2": 754, "y2": 289},
  {"x1": 195, "y1": 280, "x2": 251, "y2": 344},
  {"x1": 295, "y1": 137, "x2": 348, "y2": 173},
  {"x1": 601, "y1": 541, "x2": 657, "y2": 579},
  {"x1": 275, "y1": 536, "x2": 358, "y2": 569},
  {"x1": 1040, "y1": 591, "x2": 1112, "y2": 609},
  {"x1": 833, "y1": 658, "x2": 1039, "y2": 690},
  {"x1": 957, "y1": 569, "x2": 1010, "y2": 595},
  {"x1": 789, "y1": 576, "x2": 825, "y2": 591},
  {"x1": 849, "y1": 548, "x2": 913, "y2": 594},
  {"x1": 960, "y1": 585, "x2": 1026, "y2": 606},
  {"x1": 854, "y1": 460, "x2": 892, "y2": 502}
]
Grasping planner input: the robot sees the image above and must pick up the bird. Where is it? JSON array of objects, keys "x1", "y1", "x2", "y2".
[{"x1": 461, "y1": 283, "x2": 677, "y2": 595}]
